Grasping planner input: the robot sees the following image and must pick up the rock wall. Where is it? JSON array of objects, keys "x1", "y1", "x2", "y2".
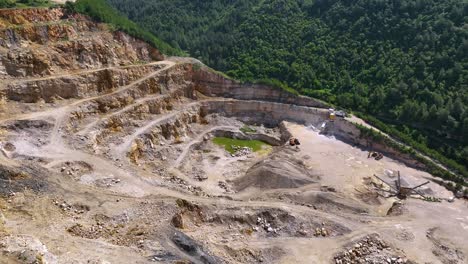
[
  {"x1": 0, "y1": 8, "x2": 65, "y2": 24},
  {"x1": 5, "y1": 64, "x2": 164, "y2": 103},
  {"x1": 0, "y1": 9, "x2": 163, "y2": 78},
  {"x1": 329, "y1": 119, "x2": 427, "y2": 170},
  {"x1": 193, "y1": 68, "x2": 328, "y2": 108},
  {"x1": 202, "y1": 99, "x2": 427, "y2": 170},
  {"x1": 202, "y1": 100, "x2": 329, "y2": 127},
  {"x1": 0, "y1": 56, "x2": 6, "y2": 76},
  {"x1": 194, "y1": 68, "x2": 430, "y2": 172}
]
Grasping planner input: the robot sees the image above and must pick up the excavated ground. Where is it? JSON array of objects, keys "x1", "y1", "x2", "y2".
[{"x1": 0, "y1": 7, "x2": 467, "y2": 264}]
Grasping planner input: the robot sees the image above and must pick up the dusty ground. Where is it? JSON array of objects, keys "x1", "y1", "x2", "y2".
[{"x1": 0, "y1": 7, "x2": 467, "y2": 264}]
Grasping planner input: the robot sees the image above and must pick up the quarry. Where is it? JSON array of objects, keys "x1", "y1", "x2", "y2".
[{"x1": 0, "y1": 7, "x2": 467, "y2": 264}]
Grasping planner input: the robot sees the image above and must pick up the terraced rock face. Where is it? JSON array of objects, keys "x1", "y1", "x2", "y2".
[{"x1": 0, "y1": 8, "x2": 467, "y2": 264}]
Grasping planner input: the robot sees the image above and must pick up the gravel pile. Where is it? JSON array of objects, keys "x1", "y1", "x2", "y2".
[
  {"x1": 231, "y1": 146, "x2": 252, "y2": 157},
  {"x1": 334, "y1": 234, "x2": 410, "y2": 264}
]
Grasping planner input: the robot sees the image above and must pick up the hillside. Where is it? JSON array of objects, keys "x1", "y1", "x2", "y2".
[
  {"x1": 108, "y1": 0, "x2": 468, "y2": 174},
  {"x1": 0, "y1": 0, "x2": 52, "y2": 8}
]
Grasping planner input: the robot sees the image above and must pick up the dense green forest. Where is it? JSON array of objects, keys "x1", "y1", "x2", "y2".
[
  {"x1": 107, "y1": 0, "x2": 468, "y2": 177},
  {"x1": 0, "y1": 0, "x2": 51, "y2": 8}
]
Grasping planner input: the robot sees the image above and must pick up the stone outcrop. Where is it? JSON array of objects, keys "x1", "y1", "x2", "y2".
[
  {"x1": 5, "y1": 64, "x2": 164, "y2": 103},
  {"x1": 0, "y1": 8, "x2": 162, "y2": 79},
  {"x1": 202, "y1": 100, "x2": 329, "y2": 127}
]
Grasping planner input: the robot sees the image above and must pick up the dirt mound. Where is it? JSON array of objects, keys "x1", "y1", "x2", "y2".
[
  {"x1": 334, "y1": 234, "x2": 414, "y2": 264},
  {"x1": 234, "y1": 150, "x2": 318, "y2": 191},
  {"x1": 285, "y1": 191, "x2": 368, "y2": 215}
]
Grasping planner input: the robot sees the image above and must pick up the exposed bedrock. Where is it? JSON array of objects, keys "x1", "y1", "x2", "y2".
[
  {"x1": 327, "y1": 120, "x2": 428, "y2": 170},
  {"x1": 202, "y1": 100, "x2": 329, "y2": 127},
  {"x1": 0, "y1": 9, "x2": 163, "y2": 78},
  {"x1": 0, "y1": 8, "x2": 65, "y2": 25},
  {"x1": 170, "y1": 230, "x2": 222, "y2": 264},
  {"x1": 194, "y1": 68, "x2": 329, "y2": 108},
  {"x1": 5, "y1": 64, "x2": 165, "y2": 103}
]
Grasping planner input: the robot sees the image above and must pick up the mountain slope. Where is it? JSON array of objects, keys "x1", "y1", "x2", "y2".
[{"x1": 108, "y1": 0, "x2": 468, "y2": 175}]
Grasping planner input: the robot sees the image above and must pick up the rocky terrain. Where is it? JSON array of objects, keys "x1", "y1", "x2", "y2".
[{"x1": 0, "y1": 7, "x2": 467, "y2": 264}]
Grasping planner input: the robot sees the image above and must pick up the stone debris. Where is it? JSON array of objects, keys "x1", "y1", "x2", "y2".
[
  {"x1": 95, "y1": 178, "x2": 122, "y2": 188},
  {"x1": 53, "y1": 200, "x2": 89, "y2": 215},
  {"x1": 164, "y1": 175, "x2": 204, "y2": 195},
  {"x1": 231, "y1": 146, "x2": 252, "y2": 157},
  {"x1": 0, "y1": 235, "x2": 58, "y2": 264},
  {"x1": 218, "y1": 181, "x2": 232, "y2": 193},
  {"x1": 255, "y1": 217, "x2": 278, "y2": 234},
  {"x1": 314, "y1": 226, "x2": 329, "y2": 237},
  {"x1": 334, "y1": 235, "x2": 410, "y2": 264}
]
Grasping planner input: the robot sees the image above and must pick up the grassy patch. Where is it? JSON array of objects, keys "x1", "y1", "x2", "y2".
[
  {"x1": 212, "y1": 137, "x2": 270, "y2": 154},
  {"x1": 240, "y1": 126, "x2": 257, "y2": 134}
]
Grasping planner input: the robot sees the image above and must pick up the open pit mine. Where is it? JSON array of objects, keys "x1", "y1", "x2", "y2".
[{"x1": 0, "y1": 7, "x2": 467, "y2": 264}]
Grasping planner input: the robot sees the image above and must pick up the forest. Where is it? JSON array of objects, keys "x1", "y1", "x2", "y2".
[
  {"x1": 0, "y1": 0, "x2": 50, "y2": 8},
  {"x1": 106, "y1": 0, "x2": 467, "y2": 177}
]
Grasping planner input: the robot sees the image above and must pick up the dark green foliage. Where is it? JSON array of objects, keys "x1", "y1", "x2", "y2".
[
  {"x1": 72, "y1": 0, "x2": 184, "y2": 56},
  {"x1": 250, "y1": 79, "x2": 299, "y2": 96},
  {"x1": 108, "y1": 0, "x2": 467, "y2": 176},
  {"x1": 0, "y1": 0, "x2": 51, "y2": 8}
]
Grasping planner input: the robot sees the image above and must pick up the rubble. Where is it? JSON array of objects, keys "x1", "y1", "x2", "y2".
[
  {"x1": 314, "y1": 225, "x2": 329, "y2": 237},
  {"x1": 334, "y1": 235, "x2": 410, "y2": 264},
  {"x1": 255, "y1": 217, "x2": 278, "y2": 234},
  {"x1": 230, "y1": 145, "x2": 253, "y2": 157}
]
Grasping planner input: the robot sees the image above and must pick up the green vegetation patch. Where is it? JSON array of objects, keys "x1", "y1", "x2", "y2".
[
  {"x1": 212, "y1": 137, "x2": 270, "y2": 154},
  {"x1": 0, "y1": 0, "x2": 52, "y2": 8}
]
